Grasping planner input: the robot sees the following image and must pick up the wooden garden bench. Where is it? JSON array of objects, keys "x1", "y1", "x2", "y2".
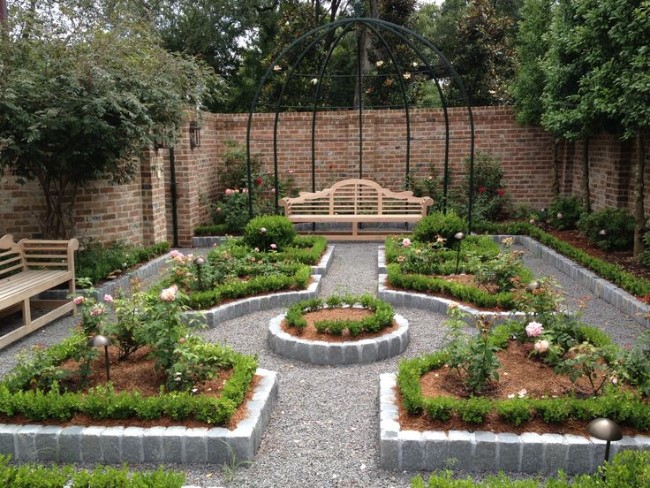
[
  {"x1": 279, "y1": 178, "x2": 433, "y2": 239},
  {"x1": 0, "y1": 234, "x2": 79, "y2": 349}
]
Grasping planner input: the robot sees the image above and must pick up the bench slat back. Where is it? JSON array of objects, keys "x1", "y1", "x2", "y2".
[
  {"x1": 281, "y1": 178, "x2": 432, "y2": 216},
  {"x1": 0, "y1": 235, "x2": 25, "y2": 280},
  {"x1": 20, "y1": 238, "x2": 79, "y2": 272}
]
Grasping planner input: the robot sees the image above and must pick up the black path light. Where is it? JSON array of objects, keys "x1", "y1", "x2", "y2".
[
  {"x1": 88, "y1": 334, "x2": 111, "y2": 382},
  {"x1": 454, "y1": 231, "x2": 465, "y2": 274},
  {"x1": 587, "y1": 418, "x2": 623, "y2": 465},
  {"x1": 194, "y1": 256, "x2": 206, "y2": 291}
]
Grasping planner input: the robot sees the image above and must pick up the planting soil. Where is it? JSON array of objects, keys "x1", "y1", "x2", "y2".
[
  {"x1": 280, "y1": 308, "x2": 398, "y2": 342},
  {"x1": 399, "y1": 340, "x2": 649, "y2": 437}
]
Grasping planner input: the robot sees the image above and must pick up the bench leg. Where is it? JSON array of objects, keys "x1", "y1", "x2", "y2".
[
  {"x1": 352, "y1": 222, "x2": 358, "y2": 237},
  {"x1": 22, "y1": 298, "x2": 31, "y2": 328}
]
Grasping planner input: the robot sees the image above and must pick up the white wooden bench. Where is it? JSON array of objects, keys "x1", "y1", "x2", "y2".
[
  {"x1": 279, "y1": 178, "x2": 433, "y2": 239},
  {"x1": 0, "y1": 234, "x2": 79, "y2": 349}
]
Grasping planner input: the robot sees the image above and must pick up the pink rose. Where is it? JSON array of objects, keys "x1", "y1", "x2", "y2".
[
  {"x1": 103, "y1": 294, "x2": 114, "y2": 303},
  {"x1": 402, "y1": 238, "x2": 411, "y2": 247},
  {"x1": 525, "y1": 321, "x2": 544, "y2": 337},
  {"x1": 73, "y1": 296, "x2": 86, "y2": 305},
  {"x1": 90, "y1": 304, "x2": 105, "y2": 317},
  {"x1": 225, "y1": 188, "x2": 235, "y2": 196},
  {"x1": 534, "y1": 340, "x2": 550, "y2": 353},
  {"x1": 170, "y1": 250, "x2": 182, "y2": 258},
  {"x1": 160, "y1": 286, "x2": 178, "y2": 302},
  {"x1": 270, "y1": 243, "x2": 277, "y2": 250}
]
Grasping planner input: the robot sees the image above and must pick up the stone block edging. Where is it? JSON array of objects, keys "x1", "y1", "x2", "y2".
[
  {"x1": 0, "y1": 368, "x2": 278, "y2": 465},
  {"x1": 378, "y1": 237, "x2": 650, "y2": 329},
  {"x1": 379, "y1": 373, "x2": 650, "y2": 474},
  {"x1": 377, "y1": 274, "x2": 519, "y2": 323},
  {"x1": 267, "y1": 312, "x2": 409, "y2": 365},
  {"x1": 183, "y1": 276, "x2": 322, "y2": 328}
]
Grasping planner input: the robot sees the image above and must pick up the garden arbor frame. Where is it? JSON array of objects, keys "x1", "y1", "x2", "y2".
[{"x1": 246, "y1": 17, "x2": 476, "y2": 231}]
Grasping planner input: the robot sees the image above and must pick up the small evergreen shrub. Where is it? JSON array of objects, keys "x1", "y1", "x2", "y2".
[
  {"x1": 412, "y1": 210, "x2": 467, "y2": 245},
  {"x1": 577, "y1": 207, "x2": 635, "y2": 251},
  {"x1": 548, "y1": 195, "x2": 585, "y2": 230},
  {"x1": 243, "y1": 215, "x2": 296, "y2": 251},
  {"x1": 638, "y1": 224, "x2": 650, "y2": 266}
]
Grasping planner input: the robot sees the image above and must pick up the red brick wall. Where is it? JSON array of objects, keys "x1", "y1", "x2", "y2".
[{"x1": 1, "y1": 107, "x2": 647, "y2": 247}]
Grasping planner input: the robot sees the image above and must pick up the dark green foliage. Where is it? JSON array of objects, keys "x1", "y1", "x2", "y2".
[
  {"x1": 497, "y1": 399, "x2": 532, "y2": 426},
  {"x1": 577, "y1": 208, "x2": 635, "y2": 251},
  {"x1": 548, "y1": 195, "x2": 585, "y2": 230},
  {"x1": 412, "y1": 211, "x2": 467, "y2": 245},
  {"x1": 424, "y1": 396, "x2": 458, "y2": 422},
  {"x1": 194, "y1": 224, "x2": 230, "y2": 236},
  {"x1": 243, "y1": 215, "x2": 297, "y2": 251},
  {"x1": 641, "y1": 229, "x2": 650, "y2": 266},
  {"x1": 76, "y1": 241, "x2": 170, "y2": 286},
  {"x1": 456, "y1": 397, "x2": 491, "y2": 424},
  {"x1": 458, "y1": 152, "x2": 510, "y2": 224}
]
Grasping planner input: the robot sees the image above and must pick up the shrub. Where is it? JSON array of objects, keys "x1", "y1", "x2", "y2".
[
  {"x1": 497, "y1": 398, "x2": 532, "y2": 426},
  {"x1": 412, "y1": 210, "x2": 467, "y2": 245},
  {"x1": 577, "y1": 207, "x2": 635, "y2": 251},
  {"x1": 211, "y1": 190, "x2": 251, "y2": 233},
  {"x1": 243, "y1": 215, "x2": 296, "y2": 251},
  {"x1": 548, "y1": 195, "x2": 585, "y2": 230},
  {"x1": 641, "y1": 226, "x2": 650, "y2": 266}
]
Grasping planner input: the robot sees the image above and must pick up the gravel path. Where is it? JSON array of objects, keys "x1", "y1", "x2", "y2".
[{"x1": 0, "y1": 242, "x2": 646, "y2": 487}]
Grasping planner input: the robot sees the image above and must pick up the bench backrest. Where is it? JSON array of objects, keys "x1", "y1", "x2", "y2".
[
  {"x1": 280, "y1": 179, "x2": 433, "y2": 216},
  {"x1": 0, "y1": 234, "x2": 79, "y2": 279}
]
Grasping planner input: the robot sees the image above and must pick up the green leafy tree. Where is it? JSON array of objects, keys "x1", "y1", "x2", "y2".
[
  {"x1": 450, "y1": 0, "x2": 516, "y2": 106},
  {"x1": 572, "y1": 0, "x2": 649, "y2": 255},
  {"x1": 0, "y1": 3, "x2": 215, "y2": 237}
]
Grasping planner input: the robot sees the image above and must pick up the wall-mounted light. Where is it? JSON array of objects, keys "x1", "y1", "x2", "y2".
[{"x1": 189, "y1": 120, "x2": 201, "y2": 149}]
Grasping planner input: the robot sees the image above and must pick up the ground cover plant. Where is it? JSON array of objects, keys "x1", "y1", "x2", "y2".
[
  {"x1": 0, "y1": 456, "x2": 185, "y2": 488},
  {"x1": 384, "y1": 214, "x2": 552, "y2": 311},
  {"x1": 397, "y1": 305, "x2": 650, "y2": 434},
  {"x1": 284, "y1": 294, "x2": 395, "y2": 337},
  {"x1": 411, "y1": 450, "x2": 650, "y2": 488},
  {"x1": 0, "y1": 284, "x2": 257, "y2": 426},
  {"x1": 165, "y1": 216, "x2": 322, "y2": 310}
]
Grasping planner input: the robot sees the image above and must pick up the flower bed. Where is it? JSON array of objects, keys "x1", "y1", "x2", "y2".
[{"x1": 384, "y1": 234, "x2": 553, "y2": 312}]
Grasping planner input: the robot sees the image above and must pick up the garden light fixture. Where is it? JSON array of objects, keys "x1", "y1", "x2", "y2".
[
  {"x1": 527, "y1": 281, "x2": 539, "y2": 291},
  {"x1": 194, "y1": 256, "x2": 206, "y2": 291},
  {"x1": 88, "y1": 334, "x2": 111, "y2": 382},
  {"x1": 454, "y1": 232, "x2": 465, "y2": 274},
  {"x1": 587, "y1": 417, "x2": 622, "y2": 464},
  {"x1": 189, "y1": 120, "x2": 201, "y2": 149}
]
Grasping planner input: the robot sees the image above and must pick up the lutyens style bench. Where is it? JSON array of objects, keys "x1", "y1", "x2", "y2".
[
  {"x1": 279, "y1": 178, "x2": 433, "y2": 239},
  {"x1": 0, "y1": 234, "x2": 79, "y2": 349}
]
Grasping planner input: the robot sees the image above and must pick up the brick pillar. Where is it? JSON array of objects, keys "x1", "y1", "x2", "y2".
[{"x1": 140, "y1": 150, "x2": 168, "y2": 245}]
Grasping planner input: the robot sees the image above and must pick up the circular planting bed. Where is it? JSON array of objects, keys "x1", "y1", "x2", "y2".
[{"x1": 267, "y1": 295, "x2": 409, "y2": 365}]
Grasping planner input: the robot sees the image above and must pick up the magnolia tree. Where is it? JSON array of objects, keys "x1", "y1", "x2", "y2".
[{"x1": 0, "y1": 3, "x2": 216, "y2": 238}]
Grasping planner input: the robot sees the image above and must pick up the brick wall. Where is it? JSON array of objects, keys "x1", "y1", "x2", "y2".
[{"x1": 1, "y1": 107, "x2": 647, "y2": 247}]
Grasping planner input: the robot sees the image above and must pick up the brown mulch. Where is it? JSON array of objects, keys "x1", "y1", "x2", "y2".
[{"x1": 398, "y1": 341, "x2": 649, "y2": 437}]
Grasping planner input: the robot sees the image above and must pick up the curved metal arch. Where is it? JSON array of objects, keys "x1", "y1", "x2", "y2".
[{"x1": 246, "y1": 17, "x2": 476, "y2": 232}]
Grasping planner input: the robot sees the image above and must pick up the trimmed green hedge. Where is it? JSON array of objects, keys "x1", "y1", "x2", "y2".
[
  {"x1": 0, "y1": 335, "x2": 257, "y2": 426},
  {"x1": 285, "y1": 294, "x2": 394, "y2": 336}
]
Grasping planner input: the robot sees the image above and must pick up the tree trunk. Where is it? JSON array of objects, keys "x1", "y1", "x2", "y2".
[
  {"x1": 552, "y1": 139, "x2": 560, "y2": 196},
  {"x1": 353, "y1": 0, "x2": 378, "y2": 108},
  {"x1": 633, "y1": 131, "x2": 646, "y2": 257},
  {"x1": 582, "y1": 137, "x2": 591, "y2": 213}
]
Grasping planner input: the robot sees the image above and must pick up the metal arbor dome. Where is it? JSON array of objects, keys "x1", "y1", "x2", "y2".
[{"x1": 246, "y1": 16, "x2": 476, "y2": 231}]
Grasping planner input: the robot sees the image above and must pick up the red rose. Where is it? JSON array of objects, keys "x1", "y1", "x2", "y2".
[
  {"x1": 496, "y1": 188, "x2": 506, "y2": 197},
  {"x1": 478, "y1": 186, "x2": 487, "y2": 193},
  {"x1": 254, "y1": 176, "x2": 263, "y2": 186}
]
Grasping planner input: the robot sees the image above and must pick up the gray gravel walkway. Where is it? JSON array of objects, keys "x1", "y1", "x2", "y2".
[{"x1": 0, "y1": 242, "x2": 646, "y2": 487}]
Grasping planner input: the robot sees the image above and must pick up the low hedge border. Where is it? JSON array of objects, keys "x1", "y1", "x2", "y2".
[
  {"x1": 285, "y1": 294, "x2": 395, "y2": 336},
  {"x1": 484, "y1": 222, "x2": 650, "y2": 298},
  {"x1": 217, "y1": 235, "x2": 328, "y2": 266},
  {"x1": 0, "y1": 335, "x2": 257, "y2": 426},
  {"x1": 184, "y1": 263, "x2": 311, "y2": 310},
  {"x1": 397, "y1": 324, "x2": 650, "y2": 431}
]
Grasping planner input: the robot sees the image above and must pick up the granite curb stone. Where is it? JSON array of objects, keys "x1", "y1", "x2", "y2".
[
  {"x1": 0, "y1": 368, "x2": 278, "y2": 464},
  {"x1": 267, "y1": 312, "x2": 409, "y2": 365},
  {"x1": 378, "y1": 373, "x2": 650, "y2": 473}
]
